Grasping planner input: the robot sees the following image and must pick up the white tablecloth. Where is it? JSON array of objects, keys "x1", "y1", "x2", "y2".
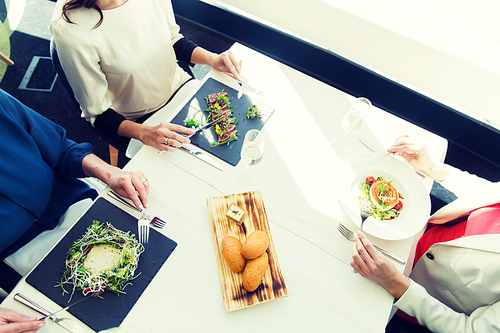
[{"x1": 1, "y1": 43, "x2": 447, "y2": 333}]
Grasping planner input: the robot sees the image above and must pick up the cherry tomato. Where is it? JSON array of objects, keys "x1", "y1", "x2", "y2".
[
  {"x1": 394, "y1": 201, "x2": 403, "y2": 210},
  {"x1": 366, "y1": 176, "x2": 376, "y2": 186}
]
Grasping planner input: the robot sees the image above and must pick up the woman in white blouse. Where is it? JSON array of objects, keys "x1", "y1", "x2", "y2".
[{"x1": 51, "y1": 0, "x2": 242, "y2": 153}]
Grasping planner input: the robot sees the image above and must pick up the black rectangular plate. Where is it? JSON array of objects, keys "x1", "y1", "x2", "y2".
[
  {"x1": 25, "y1": 198, "x2": 177, "y2": 332},
  {"x1": 170, "y1": 77, "x2": 273, "y2": 166}
]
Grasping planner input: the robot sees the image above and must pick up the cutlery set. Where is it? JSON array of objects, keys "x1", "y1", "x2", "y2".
[{"x1": 178, "y1": 145, "x2": 224, "y2": 171}]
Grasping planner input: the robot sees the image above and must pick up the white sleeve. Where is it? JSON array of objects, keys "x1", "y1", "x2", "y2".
[
  {"x1": 50, "y1": 21, "x2": 113, "y2": 119},
  {"x1": 164, "y1": 0, "x2": 184, "y2": 45},
  {"x1": 439, "y1": 164, "x2": 497, "y2": 198},
  {"x1": 395, "y1": 280, "x2": 500, "y2": 333}
]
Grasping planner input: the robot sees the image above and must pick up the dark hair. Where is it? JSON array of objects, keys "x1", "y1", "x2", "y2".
[{"x1": 62, "y1": 0, "x2": 104, "y2": 29}]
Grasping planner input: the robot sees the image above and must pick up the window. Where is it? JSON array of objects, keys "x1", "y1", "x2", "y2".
[{"x1": 202, "y1": 0, "x2": 500, "y2": 128}]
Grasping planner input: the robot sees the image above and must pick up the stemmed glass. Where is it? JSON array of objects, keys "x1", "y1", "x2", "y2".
[
  {"x1": 237, "y1": 129, "x2": 265, "y2": 186},
  {"x1": 331, "y1": 97, "x2": 372, "y2": 153}
]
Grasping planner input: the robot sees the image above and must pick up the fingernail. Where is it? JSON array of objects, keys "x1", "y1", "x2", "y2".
[
  {"x1": 39, "y1": 322, "x2": 45, "y2": 327},
  {"x1": 29, "y1": 317, "x2": 37, "y2": 321}
]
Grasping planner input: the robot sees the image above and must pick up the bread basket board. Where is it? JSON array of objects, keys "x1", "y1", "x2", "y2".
[{"x1": 206, "y1": 190, "x2": 288, "y2": 312}]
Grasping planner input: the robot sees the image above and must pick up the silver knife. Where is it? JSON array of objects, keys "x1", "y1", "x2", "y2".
[
  {"x1": 359, "y1": 138, "x2": 385, "y2": 154},
  {"x1": 39, "y1": 296, "x2": 90, "y2": 320},
  {"x1": 359, "y1": 138, "x2": 425, "y2": 178},
  {"x1": 337, "y1": 201, "x2": 406, "y2": 265},
  {"x1": 14, "y1": 293, "x2": 89, "y2": 333},
  {"x1": 187, "y1": 119, "x2": 219, "y2": 139},
  {"x1": 179, "y1": 145, "x2": 224, "y2": 171}
]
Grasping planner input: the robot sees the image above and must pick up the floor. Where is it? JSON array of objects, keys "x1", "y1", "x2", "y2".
[{"x1": 0, "y1": 1, "x2": 464, "y2": 332}]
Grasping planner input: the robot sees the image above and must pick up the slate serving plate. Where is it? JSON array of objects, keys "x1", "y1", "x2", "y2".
[
  {"x1": 170, "y1": 77, "x2": 274, "y2": 166},
  {"x1": 25, "y1": 197, "x2": 177, "y2": 332}
]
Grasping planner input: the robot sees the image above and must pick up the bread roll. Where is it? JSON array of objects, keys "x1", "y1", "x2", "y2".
[
  {"x1": 242, "y1": 252, "x2": 269, "y2": 292},
  {"x1": 241, "y1": 230, "x2": 269, "y2": 259},
  {"x1": 221, "y1": 236, "x2": 246, "y2": 273}
]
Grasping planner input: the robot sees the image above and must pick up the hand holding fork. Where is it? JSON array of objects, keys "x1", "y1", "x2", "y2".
[
  {"x1": 138, "y1": 210, "x2": 150, "y2": 243},
  {"x1": 338, "y1": 223, "x2": 406, "y2": 265},
  {"x1": 107, "y1": 190, "x2": 165, "y2": 243},
  {"x1": 107, "y1": 191, "x2": 166, "y2": 228}
]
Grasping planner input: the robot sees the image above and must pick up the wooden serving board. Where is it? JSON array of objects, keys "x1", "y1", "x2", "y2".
[{"x1": 206, "y1": 190, "x2": 288, "y2": 312}]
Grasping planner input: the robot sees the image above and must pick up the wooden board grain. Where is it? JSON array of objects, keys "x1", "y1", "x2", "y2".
[{"x1": 207, "y1": 190, "x2": 288, "y2": 311}]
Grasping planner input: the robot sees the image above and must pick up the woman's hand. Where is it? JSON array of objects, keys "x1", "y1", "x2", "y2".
[
  {"x1": 82, "y1": 155, "x2": 150, "y2": 209},
  {"x1": 191, "y1": 47, "x2": 242, "y2": 80},
  {"x1": 210, "y1": 50, "x2": 242, "y2": 80},
  {"x1": 107, "y1": 170, "x2": 150, "y2": 210},
  {"x1": 0, "y1": 308, "x2": 44, "y2": 333},
  {"x1": 387, "y1": 135, "x2": 448, "y2": 181},
  {"x1": 140, "y1": 122, "x2": 194, "y2": 152},
  {"x1": 351, "y1": 232, "x2": 410, "y2": 299}
]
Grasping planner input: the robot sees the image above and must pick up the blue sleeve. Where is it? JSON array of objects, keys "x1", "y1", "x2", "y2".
[
  {"x1": 0, "y1": 89, "x2": 95, "y2": 256},
  {"x1": 0, "y1": 90, "x2": 93, "y2": 178}
]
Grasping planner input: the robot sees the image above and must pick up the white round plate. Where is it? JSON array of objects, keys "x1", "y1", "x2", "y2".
[{"x1": 338, "y1": 153, "x2": 430, "y2": 240}]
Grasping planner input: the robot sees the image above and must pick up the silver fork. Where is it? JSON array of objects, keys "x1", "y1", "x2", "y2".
[
  {"x1": 107, "y1": 191, "x2": 166, "y2": 229},
  {"x1": 359, "y1": 209, "x2": 370, "y2": 232},
  {"x1": 337, "y1": 223, "x2": 406, "y2": 265},
  {"x1": 138, "y1": 211, "x2": 150, "y2": 243}
]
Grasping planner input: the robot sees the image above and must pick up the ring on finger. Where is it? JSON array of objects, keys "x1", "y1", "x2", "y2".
[
  {"x1": 165, "y1": 137, "x2": 169, "y2": 146},
  {"x1": 141, "y1": 178, "x2": 148, "y2": 183}
]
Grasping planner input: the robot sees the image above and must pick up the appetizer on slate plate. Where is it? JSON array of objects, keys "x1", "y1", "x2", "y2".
[{"x1": 59, "y1": 220, "x2": 144, "y2": 299}]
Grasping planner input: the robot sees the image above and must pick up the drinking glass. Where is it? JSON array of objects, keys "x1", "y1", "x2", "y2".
[
  {"x1": 331, "y1": 97, "x2": 372, "y2": 153},
  {"x1": 237, "y1": 129, "x2": 265, "y2": 186}
]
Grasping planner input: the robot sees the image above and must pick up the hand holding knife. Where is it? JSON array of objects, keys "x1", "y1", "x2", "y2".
[
  {"x1": 14, "y1": 293, "x2": 89, "y2": 333},
  {"x1": 37, "y1": 296, "x2": 90, "y2": 320},
  {"x1": 359, "y1": 138, "x2": 425, "y2": 178},
  {"x1": 186, "y1": 119, "x2": 218, "y2": 139},
  {"x1": 157, "y1": 119, "x2": 224, "y2": 171}
]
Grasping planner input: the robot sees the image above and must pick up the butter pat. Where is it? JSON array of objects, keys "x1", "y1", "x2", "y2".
[{"x1": 226, "y1": 205, "x2": 245, "y2": 224}]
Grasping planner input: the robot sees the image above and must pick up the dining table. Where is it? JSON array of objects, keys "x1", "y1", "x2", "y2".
[{"x1": 1, "y1": 43, "x2": 448, "y2": 333}]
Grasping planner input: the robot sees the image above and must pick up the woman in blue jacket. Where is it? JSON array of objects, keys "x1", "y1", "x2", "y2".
[{"x1": 0, "y1": 89, "x2": 149, "y2": 290}]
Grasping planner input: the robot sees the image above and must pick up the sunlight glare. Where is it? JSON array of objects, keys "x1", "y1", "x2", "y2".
[
  {"x1": 7, "y1": 0, "x2": 26, "y2": 32},
  {"x1": 263, "y1": 64, "x2": 345, "y2": 218}
]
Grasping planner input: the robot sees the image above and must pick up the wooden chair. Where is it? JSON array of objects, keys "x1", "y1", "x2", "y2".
[{"x1": 0, "y1": 50, "x2": 14, "y2": 66}]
